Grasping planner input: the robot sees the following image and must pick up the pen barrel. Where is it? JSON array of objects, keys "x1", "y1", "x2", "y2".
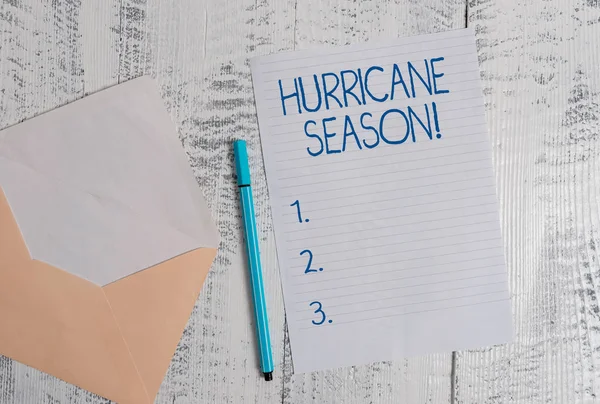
[{"x1": 239, "y1": 186, "x2": 274, "y2": 374}]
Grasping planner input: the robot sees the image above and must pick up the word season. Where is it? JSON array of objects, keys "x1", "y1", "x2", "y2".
[{"x1": 277, "y1": 58, "x2": 451, "y2": 157}]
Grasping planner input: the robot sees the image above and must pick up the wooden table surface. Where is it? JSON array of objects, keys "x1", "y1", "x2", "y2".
[{"x1": 1, "y1": 0, "x2": 599, "y2": 403}]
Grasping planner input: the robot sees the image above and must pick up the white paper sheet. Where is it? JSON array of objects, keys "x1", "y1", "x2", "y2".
[
  {"x1": 251, "y1": 28, "x2": 513, "y2": 373},
  {"x1": 0, "y1": 77, "x2": 219, "y2": 286}
]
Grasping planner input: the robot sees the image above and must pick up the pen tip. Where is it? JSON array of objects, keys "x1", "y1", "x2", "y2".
[{"x1": 264, "y1": 372, "x2": 273, "y2": 381}]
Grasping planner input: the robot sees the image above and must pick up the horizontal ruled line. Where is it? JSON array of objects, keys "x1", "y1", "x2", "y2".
[
  {"x1": 286, "y1": 204, "x2": 498, "y2": 242},
  {"x1": 286, "y1": 217, "x2": 496, "y2": 250},
  {"x1": 267, "y1": 55, "x2": 478, "y2": 79},
  {"x1": 284, "y1": 193, "x2": 497, "y2": 228},
  {"x1": 274, "y1": 132, "x2": 487, "y2": 169},
  {"x1": 296, "y1": 279, "x2": 507, "y2": 313},
  {"x1": 294, "y1": 269, "x2": 505, "y2": 300},
  {"x1": 282, "y1": 171, "x2": 493, "y2": 198},
  {"x1": 299, "y1": 297, "x2": 510, "y2": 329},
  {"x1": 296, "y1": 276, "x2": 506, "y2": 316},
  {"x1": 284, "y1": 191, "x2": 496, "y2": 222},
  {"x1": 263, "y1": 73, "x2": 481, "y2": 103},
  {"x1": 273, "y1": 117, "x2": 485, "y2": 152},
  {"x1": 291, "y1": 253, "x2": 504, "y2": 282},
  {"x1": 284, "y1": 201, "x2": 497, "y2": 238},
  {"x1": 291, "y1": 238, "x2": 502, "y2": 283},
  {"x1": 265, "y1": 83, "x2": 481, "y2": 114},
  {"x1": 266, "y1": 73, "x2": 480, "y2": 104},
  {"x1": 270, "y1": 98, "x2": 483, "y2": 142},
  {"x1": 287, "y1": 224, "x2": 498, "y2": 259},
  {"x1": 271, "y1": 109, "x2": 486, "y2": 137},
  {"x1": 258, "y1": 32, "x2": 473, "y2": 65},
  {"x1": 270, "y1": 99, "x2": 484, "y2": 146},
  {"x1": 266, "y1": 85, "x2": 481, "y2": 116},
  {"x1": 282, "y1": 182, "x2": 494, "y2": 213},
  {"x1": 279, "y1": 157, "x2": 491, "y2": 192},
  {"x1": 296, "y1": 288, "x2": 508, "y2": 322},
  {"x1": 294, "y1": 265, "x2": 505, "y2": 295},
  {"x1": 262, "y1": 49, "x2": 478, "y2": 76},
  {"x1": 301, "y1": 244, "x2": 504, "y2": 276},
  {"x1": 273, "y1": 126, "x2": 488, "y2": 164}
]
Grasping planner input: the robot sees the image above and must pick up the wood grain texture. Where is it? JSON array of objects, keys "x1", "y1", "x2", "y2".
[
  {"x1": 454, "y1": 0, "x2": 600, "y2": 403},
  {"x1": 4, "y1": 0, "x2": 598, "y2": 403}
]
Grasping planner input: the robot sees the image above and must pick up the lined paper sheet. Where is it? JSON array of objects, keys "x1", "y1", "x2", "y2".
[{"x1": 251, "y1": 28, "x2": 513, "y2": 373}]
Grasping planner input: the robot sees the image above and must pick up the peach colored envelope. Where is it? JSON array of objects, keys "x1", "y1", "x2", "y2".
[{"x1": 0, "y1": 77, "x2": 220, "y2": 404}]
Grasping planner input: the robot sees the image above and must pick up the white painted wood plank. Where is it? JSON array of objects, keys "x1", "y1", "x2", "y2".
[
  {"x1": 455, "y1": 1, "x2": 600, "y2": 403},
  {"x1": 284, "y1": 1, "x2": 465, "y2": 403},
  {"x1": 80, "y1": 0, "x2": 120, "y2": 94},
  {"x1": 0, "y1": 0, "x2": 85, "y2": 128}
]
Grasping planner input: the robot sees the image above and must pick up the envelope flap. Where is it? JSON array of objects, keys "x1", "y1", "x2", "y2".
[
  {"x1": 0, "y1": 76, "x2": 220, "y2": 285},
  {"x1": 0, "y1": 78, "x2": 210, "y2": 241},
  {"x1": 102, "y1": 246, "x2": 218, "y2": 400},
  {"x1": 0, "y1": 158, "x2": 202, "y2": 286}
]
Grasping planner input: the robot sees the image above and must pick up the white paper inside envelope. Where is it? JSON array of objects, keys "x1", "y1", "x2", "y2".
[{"x1": 0, "y1": 77, "x2": 219, "y2": 286}]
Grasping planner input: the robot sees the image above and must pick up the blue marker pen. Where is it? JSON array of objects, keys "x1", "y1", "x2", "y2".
[{"x1": 233, "y1": 140, "x2": 274, "y2": 381}]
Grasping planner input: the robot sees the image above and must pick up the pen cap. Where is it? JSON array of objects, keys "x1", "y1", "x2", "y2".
[{"x1": 233, "y1": 140, "x2": 251, "y2": 186}]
